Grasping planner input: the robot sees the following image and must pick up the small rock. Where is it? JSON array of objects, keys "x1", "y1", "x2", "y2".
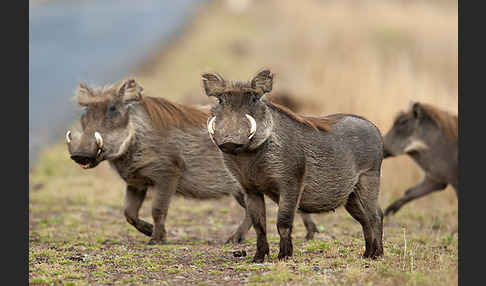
[
  {"x1": 232, "y1": 250, "x2": 247, "y2": 257},
  {"x1": 67, "y1": 255, "x2": 84, "y2": 262},
  {"x1": 313, "y1": 266, "x2": 320, "y2": 272}
]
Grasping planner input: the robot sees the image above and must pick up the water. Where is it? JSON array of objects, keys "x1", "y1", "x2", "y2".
[{"x1": 29, "y1": 0, "x2": 202, "y2": 169}]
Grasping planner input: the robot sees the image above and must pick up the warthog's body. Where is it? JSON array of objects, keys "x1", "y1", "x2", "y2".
[
  {"x1": 66, "y1": 79, "x2": 319, "y2": 244},
  {"x1": 202, "y1": 70, "x2": 385, "y2": 262},
  {"x1": 383, "y1": 102, "x2": 458, "y2": 216}
]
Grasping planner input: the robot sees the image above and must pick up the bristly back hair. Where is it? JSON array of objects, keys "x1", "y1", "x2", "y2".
[
  {"x1": 73, "y1": 80, "x2": 209, "y2": 130},
  {"x1": 141, "y1": 96, "x2": 209, "y2": 130},
  {"x1": 266, "y1": 101, "x2": 336, "y2": 132}
]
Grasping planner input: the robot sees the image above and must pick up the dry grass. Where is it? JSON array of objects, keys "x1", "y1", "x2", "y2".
[{"x1": 29, "y1": 0, "x2": 457, "y2": 285}]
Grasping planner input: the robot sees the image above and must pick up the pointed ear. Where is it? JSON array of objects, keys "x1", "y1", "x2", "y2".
[
  {"x1": 201, "y1": 73, "x2": 225, "y2": 97},
  {"x1": 78, "y1": 82, "x2": 92, "y2": 95},
  {"x1": 412, "y1": 102, "x2": 422, "y2": 119},
  {"x1": 74, "y1": 82, "x2": 94, "y2": 106},
  {"x1": 117, "y1": 78, "x2": 143, "y2": 101},
  {"x1": 251, "y1": 69, "x2": 273, "y2": 94}
]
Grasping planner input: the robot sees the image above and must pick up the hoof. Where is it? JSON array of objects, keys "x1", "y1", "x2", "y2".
[
  {"x1": 363, "y1": 248, "x2": 384, "y2": 259},
  {"x1": 384, "y1": 207, "x2": 397, "y2": 216},
  {"x1": 384, "y1": 202, "x2": 403, "y2": 216},
  {"x1": 277, "y1": 248, "x2": 293, "y2": 261},
  {"x1": 305, "y1": 232, "x2": 316, "y2": 241},
  {"x1": 225, "y1": 233, "x2": 245, "y2": 245},
  {"x1": 251, "y1": 249, "x2": 269, "y2": 263}
]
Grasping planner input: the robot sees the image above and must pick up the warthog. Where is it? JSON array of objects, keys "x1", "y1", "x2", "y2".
[
  {"x1": 382, "y1": 102, "x2": 458, "y2": 216},
  {"x1": 65, "y1": 78, "x2": 319, "y2": 244},
  {"x1": 202, "y1": 69, "x2": 385, "y2": 262}
]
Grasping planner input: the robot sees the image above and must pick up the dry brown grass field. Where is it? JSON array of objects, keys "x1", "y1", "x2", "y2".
[{"x1": 29, "y1": 0, "x2": 458, "y2": 285}]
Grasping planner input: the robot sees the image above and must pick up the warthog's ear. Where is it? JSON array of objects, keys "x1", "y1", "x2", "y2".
[
  {"x1": 74, "y1": 82, "x2": 94, "y2": 106},
  {"x1": 412, "y1": 102, "x2": 423, "y2": 119},
  {"x1": 201, "y1": 73, "x2": 225, "y2": 97},
  {"x1": 251, "y1": 69, "x2": 273, "y2": 95},
  {"x1": 117, "y1": 78, "x2": 143, "y2": 102}
]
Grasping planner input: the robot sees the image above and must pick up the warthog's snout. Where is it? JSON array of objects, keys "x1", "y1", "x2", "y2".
[
  {"x1": 67, "y1": 130, "x2": 104, "y2": 169},
  {"x1": 218, "y1": 142, "x2": 245, "y2": 154},
  {"x1": 70, "y1": 152, "x2": 98, "y2": 169},
  {"x1": 383, "y1": 149, "x2": 392, "y2": 158}
]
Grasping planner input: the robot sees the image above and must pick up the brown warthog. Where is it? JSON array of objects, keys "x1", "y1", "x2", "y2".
[
  {"x1": 65, "y1": 78, "x2": 319, "y2": 244},
  {"x1": 382, "y1": 102, "x2": 458, "y2": 216},
  {"x1": 202, "y1": 69, "x2": 385, "y2": 262}
]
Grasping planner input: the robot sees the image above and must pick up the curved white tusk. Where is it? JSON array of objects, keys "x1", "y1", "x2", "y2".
[
  {"x1": 246, "y1": 114, "x2": 257, "y2": 139},
  {"x1": 207, "y1": 116, "x2": 216, "y2": 136},
  {"x1": 94, "y1": 131, "x2": 103, "y2": 148},
  {"x1": 66, "y1": 130, "x2": 72, "y2": 143}
]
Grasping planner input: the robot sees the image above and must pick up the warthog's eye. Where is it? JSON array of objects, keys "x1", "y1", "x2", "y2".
[
  {"x1": 395, "y1": 117, "x2": 409, "y2": 128},
  {"x1": 107, "y1": 104, "x2": 119, "y2": 118}
]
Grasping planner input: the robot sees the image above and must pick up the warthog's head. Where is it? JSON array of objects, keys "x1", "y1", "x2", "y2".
[
  {"x1": 66, "y1": 79, "x2": 143, "y2": 169},
  {"x1": 383, "y1": 102, "x2": 442, "y2": 158},
  {"x1": 202, "y1": 69, "x2": 274, "y2": 154}
]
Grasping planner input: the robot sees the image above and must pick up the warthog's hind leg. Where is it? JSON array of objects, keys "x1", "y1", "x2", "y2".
[
  {"x1": 299, "y1": 211, "x2": 319, "y2": 240},
  {"x1": 345, "y1": 172, "x2": 384, "y2": 259},
  {"x1": 225, "y1": 192, "x2": 253, "y2": 244},
  {"x1": 384, "y1": 176, "x2": 447, "y2": 216}
]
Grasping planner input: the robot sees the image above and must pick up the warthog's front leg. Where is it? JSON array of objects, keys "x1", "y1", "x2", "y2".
[
  {"x1": 148, "y1": 176, "x2": 180, "y2": 245},
  {"x1": 124, "y1": 185, "x2": 153, "y2": 237},
  {"x1": 276, "y1": 183, "x2": 303, "y2": 261},
  {"x1": 246, "y1": 191, "x2": 269, "y2": 263},
  {"x1": 384, "y1": 176, "x2": 447, "y2": 216}
]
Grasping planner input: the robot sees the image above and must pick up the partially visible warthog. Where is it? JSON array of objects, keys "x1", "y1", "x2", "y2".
[
  {"x1": 66, "y1": 78, "x2": 319, "y2": 244},
  {"x1": 383, "y1": 102, "x2": 458, "y2": 216},
  {"x1": 202, "y1": 69, "x2": 385, "y2": 262}
]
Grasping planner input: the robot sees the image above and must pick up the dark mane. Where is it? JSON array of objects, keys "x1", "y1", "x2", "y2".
[
  {"x1": 141, "y1": 96, "x2": 209, "y2": 130},
  {"x1": 420, "y1": 103, "x2": 458, "y2": 141},
  {"x1": 266, "y1": 101, "x2": 336, "y2": 132}
]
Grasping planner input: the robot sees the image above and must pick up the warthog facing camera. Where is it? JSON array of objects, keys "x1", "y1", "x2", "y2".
[{"x1": 202, "y1": 69, "x2": 385, "y2": 262}]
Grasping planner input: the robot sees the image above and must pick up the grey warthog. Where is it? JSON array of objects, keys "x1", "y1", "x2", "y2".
[
  {"x1": 202, "y1": 69, "x2": 385, "y2": 262},
  {"x1": 65, "y1": 78, "x2": 319, "y2": 245},
  {"x1": 382, "y1": 102, "x2": 458, "y2": 216}
]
